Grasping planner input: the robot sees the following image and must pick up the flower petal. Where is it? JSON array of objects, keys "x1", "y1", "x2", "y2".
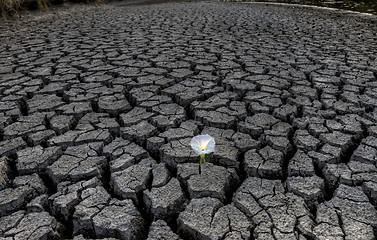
[
  {"x1": 198, "y1": 134, "x2": 213, "y2": 144},
  {"x1": 191, "y1": 145, "x2": 202, "y2": 155},
  {"x1": 190, "y1": 136, "x2": 201, "y2": 148},
  {"x1": 201, "y1": 149, "x2": 214, "y2": 155},
  {"x1": 206, "y1": 138, "x2": 216, "y2": 152},
  {"x1": 190, "y1": 134, "x2": 215, "y2": 155},
  {"x1": 198, "y1": 135, "x2": 213, "y2": 150}
]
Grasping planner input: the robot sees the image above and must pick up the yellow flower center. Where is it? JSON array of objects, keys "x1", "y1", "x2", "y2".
[{"x1": 200, "y1": 142, "x2": 208, "y2": 152}]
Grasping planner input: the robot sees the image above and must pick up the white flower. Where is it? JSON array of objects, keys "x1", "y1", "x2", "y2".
[{"x1": 190, "y1": 134, "x2": 215, "y2": 156}]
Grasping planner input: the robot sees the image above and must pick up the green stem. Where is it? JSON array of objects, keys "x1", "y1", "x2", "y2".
[
  {"x1": 200, "y1": 154, "x2": 205, "y2": 164},
  {"x1": 199, "y1": 154, "x2": 205, "y2": 174}
]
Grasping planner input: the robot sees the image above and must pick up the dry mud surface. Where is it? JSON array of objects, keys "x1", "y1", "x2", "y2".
[{"x1": 0, "y1": 2, "x2": 377, "y2": 239}]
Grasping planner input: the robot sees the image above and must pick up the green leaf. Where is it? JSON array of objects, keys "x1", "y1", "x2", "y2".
[{"x1": 204, "y1": 152, "x2": 214, "y2": 162}]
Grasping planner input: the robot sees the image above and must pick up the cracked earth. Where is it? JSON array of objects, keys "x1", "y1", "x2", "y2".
[{"x1": 1, "y1": 1, "x2": 377, "y2": 239}]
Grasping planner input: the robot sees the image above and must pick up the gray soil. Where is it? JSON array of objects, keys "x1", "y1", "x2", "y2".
[{"x1": 0, "y1": 1, "x2": 377, "y2": 239}]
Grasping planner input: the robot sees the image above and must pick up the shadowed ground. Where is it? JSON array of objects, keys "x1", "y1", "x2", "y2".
[
  {"x1": 224, "y1": 0, "x2": 377, "y2": 15},
  {"x1": 0, "y1": 1, "x2": 377, "y2": 239}
]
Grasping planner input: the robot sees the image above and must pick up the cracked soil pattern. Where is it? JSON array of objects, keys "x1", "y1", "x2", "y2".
[{"x1": 0, "y1": 1, "x2": 377, "y2": 240}]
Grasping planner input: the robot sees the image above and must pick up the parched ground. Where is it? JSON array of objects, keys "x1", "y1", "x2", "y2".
[{"x1": 0, "y1": 1, "x2": 377, "y2": 240}]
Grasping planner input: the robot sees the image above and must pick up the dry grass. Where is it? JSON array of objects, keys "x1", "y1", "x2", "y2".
[
  {"x1": 0, "y1": 0, "x2": 51, "y2": 18},
  {"x1": 0, "y1": 0, "x2": 102, "y2": 19},
  {"x1": 35, "y1": 0, "x2": 50, "y2": 9},
  {"x1": 0, "y1": 0, "x2": 21, "y2": 17}
]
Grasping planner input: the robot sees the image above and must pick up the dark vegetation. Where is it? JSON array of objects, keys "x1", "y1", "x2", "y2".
[
  {"x1": 1, "y1": 0, "x2": 377, "y2": 19},
  {"x1": 0, "y1": 0, "x2": 100, "y2": 19}
]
